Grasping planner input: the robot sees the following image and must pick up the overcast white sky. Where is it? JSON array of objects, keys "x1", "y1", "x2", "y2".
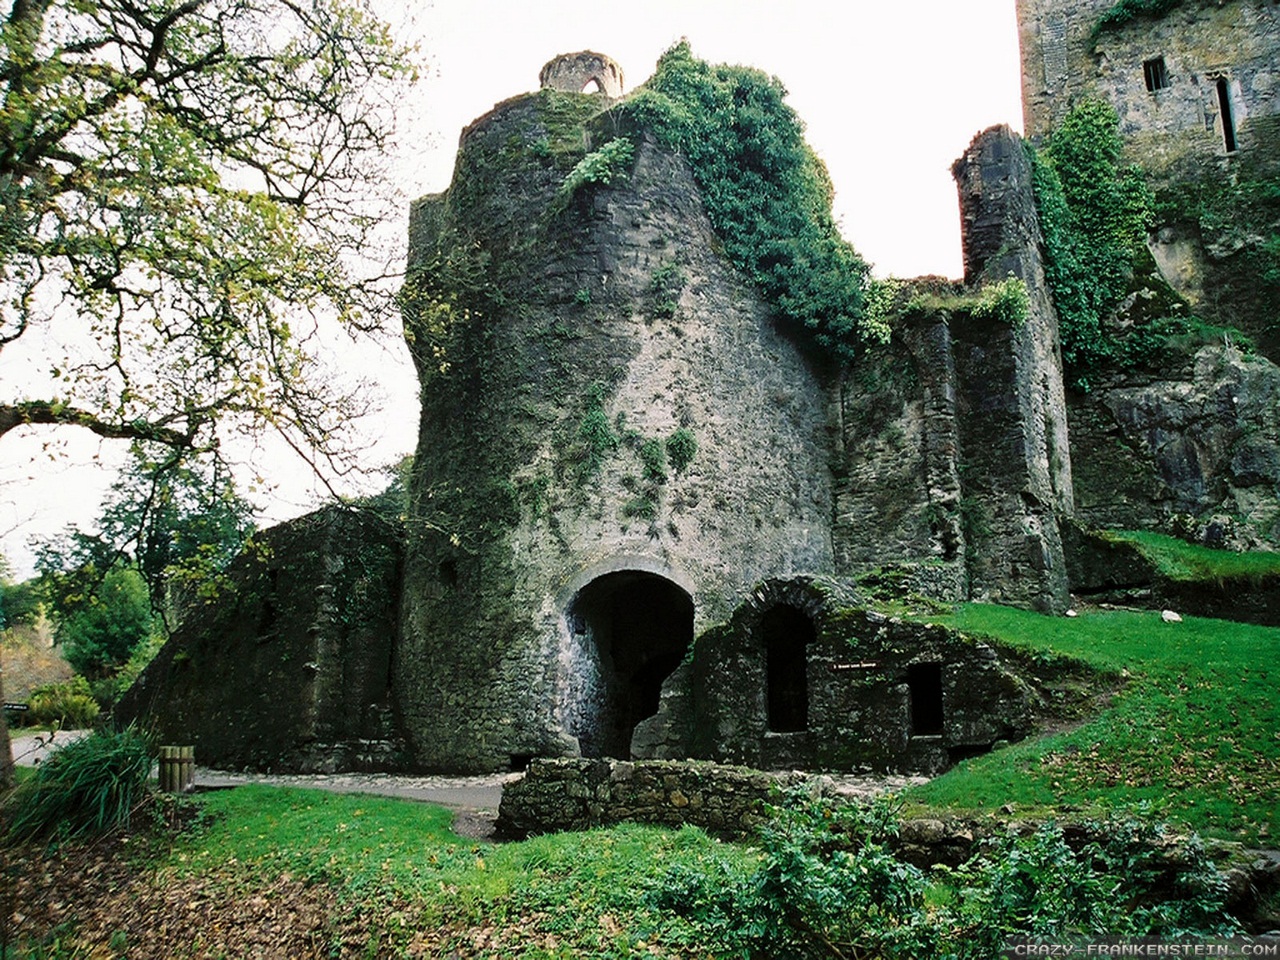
[{"x1": 0, "y1": 0, "x2": 1025, "y2": 579}]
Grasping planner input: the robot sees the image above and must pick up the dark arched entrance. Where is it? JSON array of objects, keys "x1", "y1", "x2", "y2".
[
  {"x1": 763, "y1": 604, "x2": 813, "y2": 732},
  {"x1": 564, "y1": 571, "x2": 693, "y2": 758}
]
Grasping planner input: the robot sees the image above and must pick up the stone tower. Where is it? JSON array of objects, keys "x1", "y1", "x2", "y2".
[
  {"x1": 1015, "y1": 0, "x2": 1280, "y2": 177},
  {"x1": 395, "y1": 58, "x2": 835, "y2": 772}
]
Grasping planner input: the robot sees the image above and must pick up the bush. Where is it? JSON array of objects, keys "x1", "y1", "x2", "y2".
[
  {"x1": 650, "y1": 792, "x2": 1239, "y2": 959},
  {"x1": 4, "y1": 726, "x2": 153, "y2": 841},
  {"x1": 25, "y1": 677, "x2": 100, "y2": 729}
]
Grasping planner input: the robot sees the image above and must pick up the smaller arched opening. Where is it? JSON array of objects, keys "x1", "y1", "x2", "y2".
[
  {"x1": 564, "y1": 571, "x2": 693, "y2": 758},
  {"x1": 763, "y1": 604, "x2": 813, "y2": 732},
  {"x1": 581, "y1": 77, "x2": 603, "y2": 94}
]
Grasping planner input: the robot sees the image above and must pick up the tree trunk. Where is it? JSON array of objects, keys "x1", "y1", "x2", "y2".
[{"x1": 0, "y1": 666, "x2": 13, "y2": 789}]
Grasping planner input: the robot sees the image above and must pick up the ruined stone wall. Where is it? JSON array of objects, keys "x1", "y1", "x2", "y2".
[
  {"x1": 116, "y1": 508, "x2": 403, "y2": 772},
  {"x1": 1068, "y1": 344, "x2": 1280, "y2": 541},
  {"x1": 1017, "y1": 0, "x2": 1280, "y2": 178},
  {"x1": 950, "y1": 126, "x2": 1073, "y2": 613},
  {"x1": 496, "y1": 757, "x2": 818, "y2": 840},
  {"x1": 831, "y1": 307, "x2": 966, "y2": 600},
  {"x1": 398, "y1": 93, "x2": 834, "y2": 772},
  {"x1": 832, "y1": 126, "x2": 1073, "y2": 614},
  {"x1": 638, "y1": 577, "x2": 1052, "y2": 775}
]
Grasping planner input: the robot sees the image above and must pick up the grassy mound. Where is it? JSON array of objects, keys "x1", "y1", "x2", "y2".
[{"x1": 905, "y1": 604, "x2": 1279, "y2": 843}]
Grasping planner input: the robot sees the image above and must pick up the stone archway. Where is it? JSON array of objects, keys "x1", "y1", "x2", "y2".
[
  {"x1": 563, "y1": 571, "x2": 693, "y2": 758},
  {"x1": 538, "y1": 51, "x2": 625, "y2": 98}
]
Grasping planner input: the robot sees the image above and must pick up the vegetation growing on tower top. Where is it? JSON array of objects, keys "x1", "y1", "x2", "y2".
[{"x1": 620, "y1": 42, "x2": 879, "y2": 364}]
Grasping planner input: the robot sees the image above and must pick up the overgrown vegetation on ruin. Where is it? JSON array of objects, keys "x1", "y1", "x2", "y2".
[
  {"x1": 621, "y1": 42, "x2": 879, "y2": 364},
  {"x1": 1027, "y1": 100, "x2": 1236, "y2": 389}
]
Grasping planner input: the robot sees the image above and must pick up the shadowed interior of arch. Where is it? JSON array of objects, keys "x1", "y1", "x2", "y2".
[{"x1": 564, "y1": 571, "x2": 693, "y2": 758}]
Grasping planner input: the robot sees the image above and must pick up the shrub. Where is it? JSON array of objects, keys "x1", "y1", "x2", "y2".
[
  {"x1": 4, "y1": 726, "x2": 153, "y2": 841},
  {"x1": 650, "y1": 792, "x2": 1239, "y2": 958},
  {"x1": 560, "y1": 136, "x2": 635, "y2": 198},
  {"x1": 25, "y1": 677, "x2": 100, "y2": 729},
  {"x1": 666, "y1": 428, "x2": 698, "y2": 474}
]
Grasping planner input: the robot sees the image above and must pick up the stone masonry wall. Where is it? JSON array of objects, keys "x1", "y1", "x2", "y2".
[
  {"x1": 116, "y1": 508, "x2": 404, "y2": 773},
  {"x1": 951, "y1": 126, "x2": 1073, "y2": 613},
  {"x1": 832, "y1": 302, "x2": 966, "y2": 597},
  {"x1": 495, "y1": 757, "x2": 820, "y2": 840},
  {"x1": 637, "y1": 577, "x2": 1051, "y2": 776},
  {"x1": 1017, "y1": 0, "x2": 1280, "y2": 179}
]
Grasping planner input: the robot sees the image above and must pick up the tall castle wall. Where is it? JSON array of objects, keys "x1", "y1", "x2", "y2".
[{"x1": 832, "y1": 126, "x2": 1072, "y2": 614}]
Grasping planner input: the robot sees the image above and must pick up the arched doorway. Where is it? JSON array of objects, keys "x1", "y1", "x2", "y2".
[
  {"x1": 763, "y1": 604, "x2": 813, "y2": 732},
  {"x1": 564, "y1": 571, "x2": 693, "y2": 758}
]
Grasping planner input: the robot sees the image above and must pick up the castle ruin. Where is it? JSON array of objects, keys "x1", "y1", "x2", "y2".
[{"x1": 120, "y1": 6, "x2": 1280, "y2": 775}]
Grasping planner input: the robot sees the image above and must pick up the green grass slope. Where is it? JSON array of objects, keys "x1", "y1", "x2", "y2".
[{"x1": 904, "y1": 604, "x2": 1279, "y2": 843}]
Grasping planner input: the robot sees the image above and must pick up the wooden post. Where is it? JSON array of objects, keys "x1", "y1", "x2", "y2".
[{"x1": 159, "y1": 745, "x2": 195, "y2": 793}]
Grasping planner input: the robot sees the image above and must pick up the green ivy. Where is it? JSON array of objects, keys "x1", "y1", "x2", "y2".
[
  {"x1": 1090, "y1": 0, "x2": 1192, "y2": 47},
  {"x1": 1028, "y1": 100, "x2": 1156, "y2": 389},
  {"x1": 620, "y1": 42, "x2": 876, "y2": 364}
]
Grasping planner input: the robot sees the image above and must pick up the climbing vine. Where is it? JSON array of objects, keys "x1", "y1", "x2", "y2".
[
  {"x1": 620, "y1": 42, "x2": 877, "y2": 364},
  {"x1": 1028, "y1": 100, "x2": 1159, "y2": 389}
]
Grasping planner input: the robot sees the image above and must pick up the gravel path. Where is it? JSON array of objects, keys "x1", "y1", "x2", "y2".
[{"x1": 9, "y1": 731, "x2": 925, "y2": 839}]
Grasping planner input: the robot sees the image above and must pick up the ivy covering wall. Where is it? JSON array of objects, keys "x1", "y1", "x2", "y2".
[{"x1": 620, "y1": 42, "x2": 879, "y2": 364}]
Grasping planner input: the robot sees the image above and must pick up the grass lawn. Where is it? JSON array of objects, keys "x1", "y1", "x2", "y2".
[
  {"x1": 1108, "y1": 529, "x2": 1280, "y2": 581},
  {"x1": 903, "y1": 604, "x2": 1279, "y2": 844}
]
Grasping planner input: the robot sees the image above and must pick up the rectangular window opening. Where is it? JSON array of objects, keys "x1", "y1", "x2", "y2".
[
  {"x1": 908, "y1": 663, "x2": 944, "y2": 737},
  {"x1": 1143, "y1": 56, "x2": 1169, "y2": 92},
  {"x1": 1216, "y1": 77, "x2": 1238, "y2": 153}
]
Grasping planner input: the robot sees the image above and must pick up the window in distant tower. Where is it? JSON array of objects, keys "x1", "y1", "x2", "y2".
[
  {"x1": 1143, "y1": 56, "x2": 1169, "y2": 92},
  {"x1": 1216, "y1": 77, "x2": 1238, "y2": 152}
]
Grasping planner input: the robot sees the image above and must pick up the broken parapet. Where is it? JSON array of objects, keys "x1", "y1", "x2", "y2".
[{"x1": 951, "y1": 125, "x2": 1073, "y2": 613}]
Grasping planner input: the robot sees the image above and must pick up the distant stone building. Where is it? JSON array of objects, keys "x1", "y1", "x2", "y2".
[{"x1": 1016, "y1": 0, "x2": 1280, "y2": 178}]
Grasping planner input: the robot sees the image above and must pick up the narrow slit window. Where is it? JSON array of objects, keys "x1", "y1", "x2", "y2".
[
  {"x1": 1143, "y1": 57, "x2": 1169, "y2": 92},
  {"x1": 1216, "y1": 77, "x2": 1237, "y2": 152}
]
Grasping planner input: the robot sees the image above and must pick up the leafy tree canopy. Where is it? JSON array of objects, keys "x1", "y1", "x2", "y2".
[
  {"x1": 49, "y1": 563, "x2": 155, "y2": 678},
  {"x1": 0, "y1": 0, "x2": 416, "y2": 470},
  {"x1": 33, "y1": 444, "x2": 255, "y2": 627}
]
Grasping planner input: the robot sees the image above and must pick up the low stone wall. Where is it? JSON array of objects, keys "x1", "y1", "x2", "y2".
[{"x1": 495, "y1": 758, "x2": 820, "y2": 840}]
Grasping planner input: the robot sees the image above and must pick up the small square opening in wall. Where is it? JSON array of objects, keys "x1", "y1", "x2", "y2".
[{"x1": 1144, "y1": 56, "x2": 1170, "y2": 92}]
